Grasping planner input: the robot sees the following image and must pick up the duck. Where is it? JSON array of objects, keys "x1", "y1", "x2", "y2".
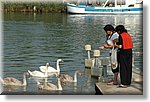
[
  {"x1": 59, "y1": 70, "x2": 82, "y2": 83},
  {"x1": 39, "y1": 59, "x2": 63, "y2": 74},
  {"x1": 0, "y1": 72, "x2": 28, "y2": 86},
  {"x1": 28, "y1": 63, "x2": 49, "y2": 78},
  {"x1": 37, "y1": 77, "x2": 62, "y2": 91}
]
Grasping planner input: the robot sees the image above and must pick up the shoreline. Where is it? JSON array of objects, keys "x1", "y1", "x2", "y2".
[{"x1": 3, "y1": 2, "x2": 67, "y2": 13}]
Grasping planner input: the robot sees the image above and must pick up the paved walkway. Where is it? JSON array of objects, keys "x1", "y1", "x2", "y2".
[{"x1": 95, "y1": 71, "x2": 143, "y2": 95}]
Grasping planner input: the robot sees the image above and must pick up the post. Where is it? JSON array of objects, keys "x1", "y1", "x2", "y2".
[
  {"x1": 87, "y1": 51, "x2": 90, "y2": 59},
  {"x1": 85, "y1": 45, "x2": 94, "y2": 68},
  {"x1": 33, "y1": 6, "x2": 36, "y2": 12},
  {"x1": 90, "y1": 50, "x2": 101, "y2": 77},
  {"x1": 85, "y1": 45, "x2": 91, "y2": 59},
  {"x1": 99, "y1": 57, "x2": 110, "y2": 82},
  {"x1": 93, "y1": 50, "x2": 100, "y2": 67},
  {"x1": 115, "y1": 0, "x2": 117, "y2": 7},
  {"x1": 102, "y1": 65, "x2": 107, "y2": 77},
  {"x1": 103, "y1": 0, "x2": 110, "y2": 7},
  {"x1": 101, "y1": 57, "x2": 109, "y2": 77}
]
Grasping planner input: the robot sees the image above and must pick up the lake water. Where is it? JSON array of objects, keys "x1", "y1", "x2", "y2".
[{"x1": 2, "y1": 12, "x2": 143, "y2": 95}]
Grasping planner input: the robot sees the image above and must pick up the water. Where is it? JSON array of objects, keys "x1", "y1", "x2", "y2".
[{"x1": 2, "y1": 12, "x2": 143, "y2": 94}]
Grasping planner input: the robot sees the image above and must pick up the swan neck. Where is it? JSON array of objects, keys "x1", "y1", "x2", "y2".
[
  {"x1": 0, "y1": 77, "x2": 5, "y2": 84},
  {"x1": 57, "y1": 78, "x2": 62, "y2": 90},
  {"x1": 74, "y1": 72, "x2": 77, "y2": 82},
  {"x1": 22, "y1": 74, "x2": 27, "y2": 86},
  {"x1": 56, "y1": 61, "x2": 60, "y2": 72},
  {"x1": 44, "y1": 65, "x2": 48, "y2": 76}
]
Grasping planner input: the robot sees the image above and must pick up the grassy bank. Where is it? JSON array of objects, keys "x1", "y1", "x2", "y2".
[{"x1": 3, "y1": 2, "x2": 67, "y2": 13}]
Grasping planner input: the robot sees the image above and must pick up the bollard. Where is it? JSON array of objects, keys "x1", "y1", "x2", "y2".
[
  {"x1": 85, "y1": 45, "x2": 91, "y2": 59},
  {"x1": 101, "y1": 57, "x2": 109, "y2": 77},
  {"x1": 90, "y1": 50, "x2": 101, "y2": 77},
  {"x1": 102, "y1": 65, "x2": 107, "y2": 77},
  {"x1": 99, "y1": 57, "x2": 110, "y2": 82},
  {"x1": 93, "y1": 50, "x2": 100, "y2": 57},
  {"x1": 93, "y1": 50, "x2": 100, "y2": 67},
  {"x1": 85, "y1": 58, "x2": 95, "y2": 68},
  {"x1": 85, "y1": 45, "x2": 95, "y2": 68}
]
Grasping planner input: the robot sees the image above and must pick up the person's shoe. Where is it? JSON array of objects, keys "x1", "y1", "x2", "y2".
[
  {"x1": 107, "y1": 81, "x2": 114, "y2": 85},
  {"x1": 113, "y1": 82, "x2": 118, "y2": 85},
  {"x1": 107, "y1": 81, "x2": 118, "y2": 85},
  {"x1": 117, "y1": 84, "x2": 127, "y2": 88}
]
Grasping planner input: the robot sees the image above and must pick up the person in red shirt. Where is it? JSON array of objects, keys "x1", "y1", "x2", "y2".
[{"x1": 115, "y1": 25, "x2": 133, "y2": 88}]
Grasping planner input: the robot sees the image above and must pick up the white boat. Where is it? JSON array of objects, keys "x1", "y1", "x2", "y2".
[{"x1": 66, "y1": 0, "x2": 143, "y2": 14}]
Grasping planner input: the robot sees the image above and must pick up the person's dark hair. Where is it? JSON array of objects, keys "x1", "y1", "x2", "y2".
[
  {"x1": 115, "y1": 25, "x2": 127, "y2": 34},
  {"x1": 103, "y1": 24, "x2": 115, "y2": 31}
]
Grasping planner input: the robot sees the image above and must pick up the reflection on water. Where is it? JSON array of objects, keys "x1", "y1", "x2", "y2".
[{"x1": 2, "y1": 13, "x2": 143, "y2": 94}]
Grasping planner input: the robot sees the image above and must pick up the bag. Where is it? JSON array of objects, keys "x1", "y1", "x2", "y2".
[
  {"x1": 107, "y1": 40, "x2": 113, "y2": 46},
  {"x1": 110, "y1": 47, "x2": 118, "y2": 69}
]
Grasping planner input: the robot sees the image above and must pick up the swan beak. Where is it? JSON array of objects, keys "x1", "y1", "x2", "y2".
[
  {"x1": 61, "y1": 60, "x2": 64, "y2": 62},
  {"x1": 79, "y1": 73, "x2": 82, "y2": 76},
  {"x1": 59, "y1": 60, "x2": 64, "y2": 65},
  {"x1": 55, "y1": 73, "x2": 59, "y2": 78},
  {"x1": 76, "y1": 70, "x2": 82, "y2": 76},
  {"x1": 78, "y1": 71, "x2": 83, "y2": 76},
  {"x1": 25, "y1": 72, "x2": 30, "y2": 77}
]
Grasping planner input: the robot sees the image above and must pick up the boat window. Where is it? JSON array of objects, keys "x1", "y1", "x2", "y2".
[{"x1": 128, "y1": 4, "x2": 134, "y2": 7}]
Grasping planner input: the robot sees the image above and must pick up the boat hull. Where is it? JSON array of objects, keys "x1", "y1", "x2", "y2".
[{"x1": 66, "y1": 3, "x2": 143, "y2": 14}]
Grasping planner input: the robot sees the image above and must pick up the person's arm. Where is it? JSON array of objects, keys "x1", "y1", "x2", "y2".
[
  {"x1": 115, "y1": 35, "x2": 122, "y2": 48},
  {"x1": 115, "y1": 44, "x2": 122, "y2": 48},
  {"x1": 104, "y1": 44, "x2": 113, "y2": 48},
  {"x1": 99, "y1": 46, "x2": 105, "y2": 49},
  {"x1": 99, "y1": 38, "x2": 118, "y2": 49},
  {"x1": 99, "y1": 43, "x2": 113, "y2": 49}
]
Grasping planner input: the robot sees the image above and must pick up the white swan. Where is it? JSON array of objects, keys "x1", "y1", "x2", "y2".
[
  {"x1": 37, "y1": 77, "x2": 62, "y2": 91},
  {"x1": 39, "y1": 59, "x2": 63, "y2": 74},
  {"x1": 28, "y1": 63, "x2": 49, "y2": 78},
  {"x1": 59, "y1": 70, "x2": 82, "y2": 83},
  {"x1": 0, "y1": 72, "x2": 28, "y2": 86}
]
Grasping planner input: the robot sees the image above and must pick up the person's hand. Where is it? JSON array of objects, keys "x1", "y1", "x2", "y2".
[
  {"x1": 114, "y1": 43, "x2": 117, "y2": 47},
  {"x1": 99, "y1": 46, "x2": 104, "y2": 49},
  {"x1": 103, "y1": 44, "x2": 108, "y2": 48},
  {"x1": 114, "y1": 43, "x2": 122, "y2": 48}
]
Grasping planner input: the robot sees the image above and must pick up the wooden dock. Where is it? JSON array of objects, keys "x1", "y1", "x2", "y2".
[{"x1": 95, "y1": 71, "x2": 143, "y2": 95}]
